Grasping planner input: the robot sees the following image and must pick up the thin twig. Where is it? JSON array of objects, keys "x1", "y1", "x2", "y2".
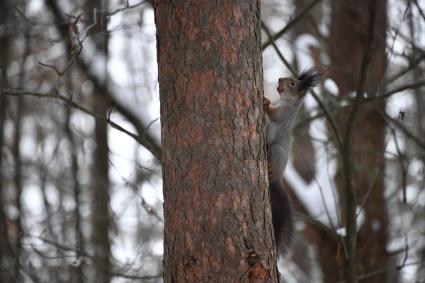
[
  {"x1": 386, "y1": 79, "x2": 425, "y2": 97},
  {"x1": 2, "y1": 89, "x2": 146, "y2": 148},
  {"x1": 377, "y1": 2, "x2": 409, "y2": 95},
  {"x1": 262, "y1": 0, "x2": 323, "y2": 51},
  {"x1": 311, "y1": 90, "x2": 343, "y2": 147},
  {"x1": 398, "y1": 235, "x2": 409, "y2": 269},
  {"x1": 108, "y1": 158, "x2": 163, "y2": 222},
  {"x1": 28, "y1": 235, "x2": 162, "y2": 281},
  {"x1": 356, "y1": 131, "x2": 392, "y2": 219},
  {"x1": 336, "y1": 260, "x2": 423, "y2": 283},
  {"x1": 380, "y1": 110, "x2": 425, "y2": 150},
  {"x1": 413, "y1": 0, "x2": 425, "y2": 22},
  {"x1": 363, "y1": 80, "x2": 425, "y2": 102},
  {"x1": 45, "y1": 0, "x2": 162, "y2": 160},
  {"x1": 261, "y1": 21, "x2": 295, "y2": 73},
  {"x1": 385, "y1": 53, "x2": 425, "y2": 84},
  {"x1": 391, "y1": 124, "x2": 408, "y2": 204}
]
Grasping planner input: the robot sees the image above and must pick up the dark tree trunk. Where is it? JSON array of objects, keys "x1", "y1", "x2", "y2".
[
  {"x1": 0, "y1": 1, "x2": 13, "y2": 281},
  {"x1": 87, "y1": 1, "x2": 112, "y2": 282},
  {"x1": 154, "y1": 1, "x2": 279, "y2": 282},
  {"x1": 90, "y1": 96, "x2": 111, "y2": 283},
  {"x1": 63, "y1": 53, "x2": 84, "y2": 282},
  {"x1": 65, "y1": 105, "x2": 85, "y2": 283},
  {"x1": 329, "y1": 0, "x2": 389, "y2": 282},
  {"x1": 12, "y1": 55, "x2": 25, "y2": 283}
]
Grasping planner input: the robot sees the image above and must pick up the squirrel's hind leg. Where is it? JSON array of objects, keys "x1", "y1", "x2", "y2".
[{"x1": 268, "y1": 144, "x2": 288, "y2": 181}]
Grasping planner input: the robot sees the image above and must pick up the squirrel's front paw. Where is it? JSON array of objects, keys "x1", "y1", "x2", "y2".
[
  {"x1": 268, "y1": 162, "x2": 273, "y2": 177},
  {"x1": 263, "y1": 97, "x2": 271, "y2": 106}
]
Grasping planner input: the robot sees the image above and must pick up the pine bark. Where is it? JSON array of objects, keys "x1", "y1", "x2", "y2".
[{"x1": 154, "y1": 1, "x2": 279, "y2": 282}]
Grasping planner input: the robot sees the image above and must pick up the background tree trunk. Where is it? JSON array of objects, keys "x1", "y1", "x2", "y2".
[
  {"x1": 88, "y1": 1, "x2": 112, "y2": 282},
  {"x1": 154, "y1": 1, "x2": 279, "y2": 282},
  {"x1": 0, "y1": 1, "x2": 13, "y2": 281},
  {"x1": 329, "y1": 0, "x2": 390, "y2": 281},
  {"x1": 290, "y1": 0, "x2": 320, "y2": 184}
]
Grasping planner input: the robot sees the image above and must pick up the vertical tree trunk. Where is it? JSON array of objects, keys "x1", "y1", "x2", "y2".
[
  {"x1": 329, "y1": 0, "x2": 389, "y2": 282},
  {"x1": 63, "y1": 58, "x2": 84, "y2": 282},
  {"x1": 90, "y1": 97, "x2": 111, "y2": 283},
  {"x1": 11, "y1": 31, "x2": 31, "y2": 283},
  {"x1": 87, "y1": 1, "x2": 111, "y2": 282},
  {"x1": 12, "y1": 58, "x2": 25, "y2": 283},
  {"x1": 0, "y1": 1, "x2": 13, "y2": 281},
  {"x1": 154, "y1": 1, "x2": 279, "y2": 282},
  {"x1": 44, "y1": 0, "x2": 113, "y2": 278}
]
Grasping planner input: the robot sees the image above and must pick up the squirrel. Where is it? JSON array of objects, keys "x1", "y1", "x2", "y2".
[{"x1": 264, "y1": 68, "x2": 320, "y2": 256}]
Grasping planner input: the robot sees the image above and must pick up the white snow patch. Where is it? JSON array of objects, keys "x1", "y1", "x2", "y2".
[
  {"x1": 22, "y1": 184, "x2": 45, "y2": 219},
  {"x1": 324, "y1": 78, "x2": 339, "y2": 96},
  {"x1": 294, "y1": 34, "x2": 320, "y2": 71}
]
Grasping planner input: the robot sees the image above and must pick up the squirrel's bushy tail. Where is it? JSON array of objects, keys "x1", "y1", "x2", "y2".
[{"x1": 269, "y1": 179, "x2": 294, "y2": 256}]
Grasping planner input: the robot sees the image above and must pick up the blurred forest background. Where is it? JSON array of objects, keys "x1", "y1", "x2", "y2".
[{"x1": 0, "y1": 0, "x2": 424, "y2": 282}]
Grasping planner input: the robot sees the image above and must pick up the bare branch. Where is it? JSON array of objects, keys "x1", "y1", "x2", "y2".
[
  {"x1": 362, "y1": 80, "x2": 425, "y2": 102},
  {"x1": 310, "y1": 89, "x2": 343, "y2": 147},
  {"x1": 381, "y1": 80, "x2": 425, "y2": 99},
  {"x1": 336, "y1": 260, "x2": 424, "y2": 283},
  {"x1": 413, "y1": 0, "x2": 425, "y2": 22},
  {"x1": 262, "y1": 0, "x2": 323, "y2": 51},
  {"x1": 29, "y1": 235, "x2": 162, "y2": 281},
  {"x1": 261, "y1": 21, "x2": 294, "y2": 73},
  {"x1": 381, "y1": 110, "x2": 425, "y2": 150},
  {"x1": 44, "y1": 0, "x2": 161, "y2": 160},
  {"x1": 2, "y1": 89, "x2": 150, "y2": 149},
  {"x1": 385, "y1": 53, "x2": 425, "y2": 84}
]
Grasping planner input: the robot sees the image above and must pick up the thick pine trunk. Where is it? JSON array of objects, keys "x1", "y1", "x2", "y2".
[{"x1": 154, "y1": 1, "x2": 279, "y2": 282}]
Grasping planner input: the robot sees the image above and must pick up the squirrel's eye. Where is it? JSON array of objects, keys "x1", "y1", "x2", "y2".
[{"x1": 289, "y1": 81, "x2": 296, "y2": 87}]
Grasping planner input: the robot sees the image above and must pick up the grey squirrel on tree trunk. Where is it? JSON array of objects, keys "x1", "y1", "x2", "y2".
[{"x1": 264, "y1": 68, "x2": 320, "y2": 255}]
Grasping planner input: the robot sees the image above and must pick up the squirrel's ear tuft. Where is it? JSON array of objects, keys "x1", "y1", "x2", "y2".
[{"x1": 298, "y1": 68, "x2": 320, "y2": 92}]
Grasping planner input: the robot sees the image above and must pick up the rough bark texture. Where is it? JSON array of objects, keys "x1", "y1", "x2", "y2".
[
  {"x1": 329, "y1": 0, "x2": 390, "y2": 282},
  {"x1": 154, "y1": 1, "x2": 279, "y2": 282}
]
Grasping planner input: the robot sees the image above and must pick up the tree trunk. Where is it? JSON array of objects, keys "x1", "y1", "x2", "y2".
[
  {"x1": 12, "y1": 54, "x2": 25, "y2": 283},
  {"x1": 0, "y1": 1, "x2": 13, "y2": 281},
  {"x1": 88, "y1": 0, "x2": 112, "y2": 281},
  {"x1": 329, "y1": 0, "x2": 389, "y2": 282},
  {"x1": 90, "y1": 96, "x2": 111, "y2": 283},
  {"x1": 154, "y1": 1, "x2": 279, "y2": 282}
]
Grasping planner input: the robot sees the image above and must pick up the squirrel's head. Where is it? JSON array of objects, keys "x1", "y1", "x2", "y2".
[{"x1": 277, "y1": 68, "x2": 320, "y2": 103}]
